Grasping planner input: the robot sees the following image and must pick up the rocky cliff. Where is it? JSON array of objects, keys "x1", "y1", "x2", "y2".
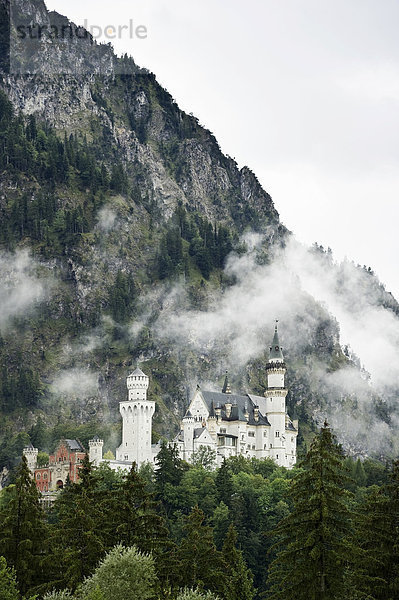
[{"x1": 0, "y1": 0, "x2": 397, "y2": 467}]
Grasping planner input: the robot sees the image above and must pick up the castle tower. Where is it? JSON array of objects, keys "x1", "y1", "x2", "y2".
[
  {"x1": 182, "y1": 410, "x2": 195, "y2": 461},
  {"x1": 265, "y1": 322, "x2": 288, "y2": 465},
  {"x1": 89, "y1": 436, "x2": 104, "y2": 467},
  {"x1": 116, "y1": 367, "x2": 155, "y2": 467},
  {"x1": 23, "y1": 443, "x2": 38, "y2": 474}
]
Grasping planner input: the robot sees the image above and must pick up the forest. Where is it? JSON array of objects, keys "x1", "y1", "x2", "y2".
[{"x1": 0, "y1": 423, "x2": 397, "y2": 600}]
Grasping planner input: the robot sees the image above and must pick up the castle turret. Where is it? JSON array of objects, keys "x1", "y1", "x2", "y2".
[
  {"x1": 116, "y1": 367, "x2": 155, "y2": 467},
  {"x1": 182, "y1": 410, "x2": 195, "y2": 461},
  {"x1": 89, "y1": 436, "x2": 103, "y2": 467},
  {"x1": 265, "y1": 322, "x2": 288, "y2": 465},
  {"x1": 23, "y1": 443, "x2": 38, "y2": 474}
]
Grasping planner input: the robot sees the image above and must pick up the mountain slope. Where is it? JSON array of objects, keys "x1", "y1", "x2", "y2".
[{"x1": 0, "y1": 0, "x2": 398, "y2": 469}]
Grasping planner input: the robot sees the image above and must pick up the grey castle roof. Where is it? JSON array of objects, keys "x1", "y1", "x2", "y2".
[
  {"x1": 286, "y1": 421, "x2": 297, "y2": 432},
  {"x1": 65, "y1": 439, "x2": 85, "y2": 451},
  {"x1": 270, "y1": 324, "x2": 284, "y2": 361},
  {"x1": 194, "y1": 427, "x2": 207, "y2": 439},
  {"x1": 201, "y1": 391, "x2": 271, "y2": 426},
  {"x1": 130, "y1": 367, "x2": 147, "y2": 377},
  {"x1": 90, "y1": 435, "x2": 102, "y2": 442}
]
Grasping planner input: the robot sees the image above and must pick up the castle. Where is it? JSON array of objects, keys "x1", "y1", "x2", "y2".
[
  {"x1": 24, "y1": 438, "x2": 86, "y2": 493},
  {"x1": 174, "y1": 323, "x2": 298, "y2": 468},
  {"x1": 25, "y1": 324, "x2": 298, "y2": 489}
]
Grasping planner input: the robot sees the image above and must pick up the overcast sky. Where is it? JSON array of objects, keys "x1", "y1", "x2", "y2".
[{"x1": 47, "y1": 0, "x2": 399, "y2": 298}]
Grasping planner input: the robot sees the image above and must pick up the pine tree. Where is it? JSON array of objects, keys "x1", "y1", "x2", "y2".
[
  {"x1": 0, "y1": 556, "x2": 19, "y2": 600},
  {"x1": 221, "y1": 524, "x2": 256, "y2": 600},
  {"x1": 349, "y1": 460, "x2": 399, "y2": 599},
  {"x1": 353, "y1": 458, "x2": 367, "y2": 488},
  {"x1": 109, "y1": 464, "x2": 168, "y2": 553},
  {"x1": 267, "y1": 422, "x2": 352, "y2": 600},
  {"x1": 49, "y1": 455, "x2": 105, "y2": 589},
  {"x1": 215, "y1": 459, "x2": 233, "y2": 507},
  {"x1": 155, "y1": 441, "x2": 185, "y2": 515},
  {"x1": 0, "y1": 455, "x2": 47, "y2": 595},
  {"x1": 177, "y1": 506, "x2": 226, "y2": 595}
]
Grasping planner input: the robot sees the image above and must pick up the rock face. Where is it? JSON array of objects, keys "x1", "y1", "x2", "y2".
[
  {"x1": 1, "y1": 0, "x2": 279, "y2": 230},
  {"x1": 0, "y1": 0, "x2": 397, "y2": 464}
]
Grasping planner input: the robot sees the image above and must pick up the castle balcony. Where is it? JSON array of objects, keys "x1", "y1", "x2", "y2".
[{"x1": 266, "y1": 362, "x2": 286, "y2": 371}]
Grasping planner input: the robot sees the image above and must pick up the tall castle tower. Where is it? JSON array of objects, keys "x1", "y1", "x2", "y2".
[
  {"x1": 264, "y1": 322, "x2": 288, "y2": 464},
  {"x1": 116, "y1": 367, "x2": 155, "y2": 467},
  {"x1": 23, "y1": 443, "x2": 38, "y2": 474},
  {"x1": 89, "y1": 436, "x2": 104, "y2": 467}
]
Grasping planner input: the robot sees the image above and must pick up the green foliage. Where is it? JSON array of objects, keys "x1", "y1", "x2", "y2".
[
  {"x1": 157, "y1": 204, "x2": 234, "y2": 281},
  {"x1": 190, "y1": 446, "x2": 216, "y2": 470},
  {"x1": 215, "y1": 459, "x2": 233, "y2": 506},
  {"x1": 0, "y1": 431, "x2": 31, "y2": 470},
  {"x1": 175, "y1": 589, "x2": 220, "y2": 600},
  {"x1": 0, "y1": 445, "x2": 395, "y2": 600},
  {"x1": 107, "y1": 270, "x2": 137, "y2": 322},
  {"x1": 221, "y1": 524, "x2": 256, "y2": 600},
  {"x1": 43, "y1": 591, "x2": 74, "y2": 600},
  {"x1": 37, "y1": 451, "x2": 50, "y2": 467},
  {"x1": 348, "y1": 460, "x2": 399, "y2": 599},
  {"x1": 50, "y1": 455, "x2": 105, "y2": 589},
  {"x1": 0, "y1": 556, "x2": 19, "y2": 600},
  {"x1": 0, "y1": 90, "x2": 126, "y2": 255},
  {"x1": 0, "y1": 456, "x2": 47, "y2": 595},
  {"x1": 78, "y1": 545, "x2": 157, "y2": 600},
  {"x1": 107, "y1": 465, "x2": 168, "y2": 553},
  {"x1": 267, "y1": 422, "x2": 352, "y2": 600},
  {"x1": 155, "y1": 441, "x2": 185, "y2": 515},
  {"x1": 0, "y1": 363, "x2": 42, "y2": 413},
  {"x1": 177, "y1": 506, "x2": 226, "y2": 596}
]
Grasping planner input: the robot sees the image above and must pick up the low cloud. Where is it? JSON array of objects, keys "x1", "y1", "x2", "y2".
[
  {"x1": 50, "y1": 368, "x2": 99, "y2": 399},
  {"x1": 0, "y1": 250, "x2": 52, "y2": 330},
  {"x1": 96, "y1": 206, "x2": 118, "y2": 232},
  {"x1": 145, "y1": 235, "x2": 399, "y2": 453}
]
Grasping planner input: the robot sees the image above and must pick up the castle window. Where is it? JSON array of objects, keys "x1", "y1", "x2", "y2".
[
  {"x1": 275, "y1": 431, "x2": 280, "y2": 437},
  {"x1": 276, "y1": 454, "x2": 279, "y2": 459},
  {"x1": 264, "y1": 444, "x2": 267, "y2": 450},
  {"x1": 291, "y1": 437, "x2": 294, "y2": 443},
  {"x1": 36, "y1": 473, "x2": 41, "y2": 480},
  {"x1": 220, "y1": 428, "x2": 226, "y2": 434},
  {"x1": 218, "y1": 436, "x2": 236, "y2": 447},
  {"x1": 264, "y1": 431, "x2": 267, "y2": 437},
  {"x1": 248, "y1": 431, "x2": 255, "y2": 437},
  {"x1": 252, "y1": 445, "x2": 255, "y2": 450},
  {"x1": 43, "y1": 473, "x2": 47, "y2": 479},
  {"x1": 124, "y1": 455, "x2": 128, "y2": 460},
  {"x1": 270, "y1": 443, "x2": 272, "y2": 448}
]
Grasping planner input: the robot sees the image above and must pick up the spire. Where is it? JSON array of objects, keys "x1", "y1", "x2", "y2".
[
  {"x1": 269, "y1": 320, "x2": 284, "y2": 361},
  {"x1": 222, "y1": 371, "x2": 232, "y2": 394}
]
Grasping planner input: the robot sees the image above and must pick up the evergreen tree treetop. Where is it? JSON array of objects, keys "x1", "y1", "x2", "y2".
[
  {"x1": 0, "y1": 455, "x2": 47, "y2": 596},
  {"x1": 0, "y1": 556, "x2": 19, "y2": 600},
  {"x1": 267, "y1": 422, "x2": 352, "y2": 600}
]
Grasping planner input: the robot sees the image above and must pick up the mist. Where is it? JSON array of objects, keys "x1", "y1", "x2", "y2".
[
  {"x1": 143, "y1": 235, "x2": 399, "y2": 454},
  {"x1": 0, "y1": 250, "x2": 52, "y2": 330}
]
